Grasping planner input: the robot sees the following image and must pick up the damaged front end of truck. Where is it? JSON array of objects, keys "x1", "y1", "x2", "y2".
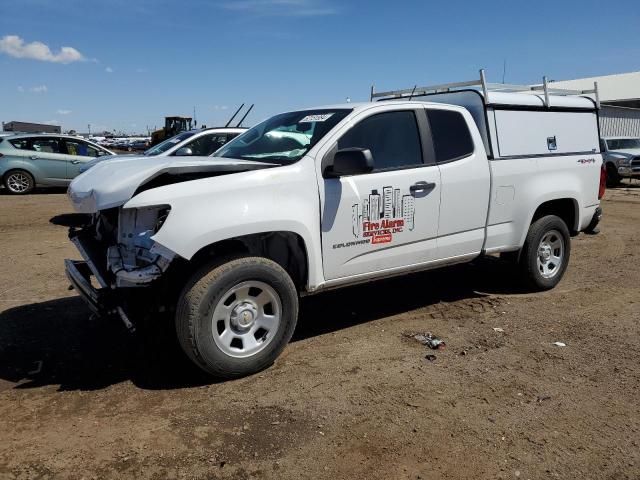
[
  {"x1": 62, "y1": 205, "x2": 178, "y2": 331},
  {"x1": 60, "y1": 155, "x2": 277, "y2": 331}
]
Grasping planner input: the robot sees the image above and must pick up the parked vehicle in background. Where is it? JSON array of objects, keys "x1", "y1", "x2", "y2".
[
  {"x1": 127, "y1": 140, "x2": 150, "y2": 152},
  {"x1": 600, "y1": 137, "x2": 640, "y2": 186},
  {"x1": 64, "y1": 71, "x2": 604, "y2": 379},
  {"x1": 0, "y1": 134, "x2": 114, "y2": 194},
  {"x1": 79, "y1": 127, "x2": 246, "y2": 173}
]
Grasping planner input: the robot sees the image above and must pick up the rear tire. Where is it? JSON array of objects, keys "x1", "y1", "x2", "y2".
[
  {"x1": 606, "y1": 163, "x2": 621, "y2": 187},
  {"x1": 3, "y1": 170, "x2": 35, "y2": 194},
  {"x1": 175, "y1": 256, "x2": 298, "y2": 378},
  {"x1": 519, "y1": 215, "x2": 571, "y2": 291}
]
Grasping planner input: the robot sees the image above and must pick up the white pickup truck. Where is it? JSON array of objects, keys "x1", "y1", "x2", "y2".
[{"x1": 63, "y1": 74, "x2": 605, "y2": 378}]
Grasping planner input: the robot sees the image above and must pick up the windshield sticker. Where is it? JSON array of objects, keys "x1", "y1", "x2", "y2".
[
  {"x1": 333, "y1": 186, "x2": 415, "y2": 249},
  {"x1": 300, "y1": 113, "x2": 334, "y2": 123}
]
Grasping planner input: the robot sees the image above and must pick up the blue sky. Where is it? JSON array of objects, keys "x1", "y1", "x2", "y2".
[{"x1": 1, "y1": 0, "x2": 638, "y2": 134}]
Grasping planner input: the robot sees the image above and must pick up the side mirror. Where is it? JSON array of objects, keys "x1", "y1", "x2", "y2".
[
  {"x1": 175, "y1": 147, "x2": 193, "y2": 156},
  {"x1": 326, "y1": 148, "x2": 374, "y2": 177}
]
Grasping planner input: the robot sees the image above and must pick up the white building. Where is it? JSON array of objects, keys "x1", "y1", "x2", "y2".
[{"x1": 547, "y1": 72, "x2": 640, "y2": 137}]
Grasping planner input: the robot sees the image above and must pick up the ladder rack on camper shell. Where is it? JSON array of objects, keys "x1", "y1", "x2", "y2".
[{"x1": 370, "y1": 69, "x2": 601, "y2": 109}]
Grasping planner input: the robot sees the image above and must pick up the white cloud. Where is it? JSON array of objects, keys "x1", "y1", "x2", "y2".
[
  {"x1": 43, "y1": 119, "x2": 60, "y2": 125},
  {"x1": 222, "y1": 0, "x2": 336, "y2": 16},
  {"x1": 0, "y1": 35, "x2": 85, "y2": 63},
  {"x1": 57, "y1": 109, "x2": 72, "y2": 115},
  {"x1": 135, "y1": 67, "x2": 147, "y2": 73},
  {"x1": 213, "y1": 105, "x2": 229, "y2": 110},
  {"x1": 17, "y1": 86, "x2": 24, "y2": 92},
  {"x1": 30, "y1": 85, "x2": 48, "y2": 93},
  {"x1": 105, "y1": 66, "x2": 113, "y2": 73}
]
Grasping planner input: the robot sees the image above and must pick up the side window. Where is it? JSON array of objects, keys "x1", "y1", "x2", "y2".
[
  {"x1": 186, "y1": 134, "x2": 229, "y2": 156},
  {"x1": 427, "y1": 109, "x2": 474, "y2": 163},
  {"x1": 211, "y1": 134, "x2": 230, "y2": 152},
  {"x1": 599, "y1": 139, "x2": 606, "y2": 152},
  {"x1": 31, "y1": 138, "x2": 62, "y2": 154},
  {"x1": 65, "y1": 139, "x2": 99, "y2": 157},
  {"x1": 338, "y1": 111, "x2": 423, "y2": 170},
  {"x1": 9, "y1": 138, "x2": 31, "y2": 150}
]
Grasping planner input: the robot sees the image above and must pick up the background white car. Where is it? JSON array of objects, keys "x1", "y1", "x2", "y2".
[{"x1": 80, "y1": 127, "x2": 246, "y2": 173}]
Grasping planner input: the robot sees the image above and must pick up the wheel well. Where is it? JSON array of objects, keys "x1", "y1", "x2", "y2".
[
  {"x1": 531, "y1": 199, "x2": 578, "y2": 234},
  {"x1": 3, "y1": 168, "x2": 34, "y2": 180},
  {"x1": 189, "y1": 232, "x2": 309, "y2": 290}
]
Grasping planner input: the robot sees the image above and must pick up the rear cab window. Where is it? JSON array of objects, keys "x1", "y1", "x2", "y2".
[{"x1": 427, "y1": 109, "x2": 474, "y2": 163}]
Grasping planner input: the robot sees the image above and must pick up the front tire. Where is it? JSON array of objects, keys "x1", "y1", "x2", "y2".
[
  {"x1": 175, "y1": 257, "x2": 298, "y2": 378},
  {"x1": 519, "y1": 215, "x2": 571, "y2": 291},
  {"x1": 3, "y1": 170, "x2": 35, "y2": 194}
]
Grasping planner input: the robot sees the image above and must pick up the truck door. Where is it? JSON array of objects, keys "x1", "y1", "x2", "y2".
[
  {"x1": 321, "y1": 108, "x2": 441, "y2": 281},
  {"x1": 425, "y1": 107, "x2": 491, "y2": 259}
]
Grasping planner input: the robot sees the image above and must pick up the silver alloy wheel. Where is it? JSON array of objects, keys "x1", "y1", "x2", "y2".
[
  {"x1": 211, "y1": 281, "x2": 282, "y2": 358},
  {"x1": 537, "y1": 229, "x2": 564, "y2": 279},
  {"x1": 6, "y1": 172, "x2": 31, "y2": 193}
]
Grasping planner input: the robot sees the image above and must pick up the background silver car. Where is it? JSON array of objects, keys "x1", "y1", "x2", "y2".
[
  {"x1": 0, "y1": 134, "x2": 114, "y2": 194},
  {"x1": 79, "y1": 127, "x2": 247, "y2": 173}
]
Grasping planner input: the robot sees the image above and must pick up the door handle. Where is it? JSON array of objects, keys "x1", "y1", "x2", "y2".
[
  {"x1": 30, "y1": 155, "x2": 39, "y2": 160},
  {"x1": 71, "y1": 160, "x2": 81, "y2": 164},
  {"x1": 410, "y1": 181, "x2": 436, "y2": 195}
]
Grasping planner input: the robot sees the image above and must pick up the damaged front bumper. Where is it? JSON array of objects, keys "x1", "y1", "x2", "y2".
[
  {"x1": 64, "y1": 207, "x2": 178, "y2": 331},
  {"x1": 63, "y1": 259, "x2": 139, "y2": 332},
  {"x1": 64, "y1": 259, "x2": 108, "y2": 315}
]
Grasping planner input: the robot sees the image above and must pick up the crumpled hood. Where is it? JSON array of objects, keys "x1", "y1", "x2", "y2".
[
  {"x1": 68, "y1": 155, "x2": 276, "y2": 213},
  {"x1": 79, "y1": 153, "x2": 139, "y2": 173}
]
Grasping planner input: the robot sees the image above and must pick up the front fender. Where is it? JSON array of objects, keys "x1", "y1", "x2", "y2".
[{"x1": 124, "y1": 156, "x2": 324, "y2": 288}]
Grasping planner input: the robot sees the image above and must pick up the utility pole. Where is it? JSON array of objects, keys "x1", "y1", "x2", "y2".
[{"x1": 88, "y1": 123, "x2": 91, "y2": 136}]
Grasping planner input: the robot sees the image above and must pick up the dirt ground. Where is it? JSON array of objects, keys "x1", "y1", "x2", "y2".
[{"x1": 1, "y1": 184, "x2": 639, "y2": 480}]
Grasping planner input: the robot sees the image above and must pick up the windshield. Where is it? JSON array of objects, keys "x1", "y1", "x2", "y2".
[
  {"x1": 144, "y1": 131, "x2": 195, "y2": 156},
  {"x1": 607, "y1": 138, "x2": 640, "y2": 150},
  {"x1": 213, "y1": 109, "x2": 352, "y2": 164}
]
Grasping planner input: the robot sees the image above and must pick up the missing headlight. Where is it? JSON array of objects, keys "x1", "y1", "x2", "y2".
[{"x1": 107, "y1": 205, "x2": 176, "y2": 286}]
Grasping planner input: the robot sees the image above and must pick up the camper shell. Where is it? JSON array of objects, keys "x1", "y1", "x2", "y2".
[{"x1": 372, "y1": 70, "x2": 601, "y2": 161}]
